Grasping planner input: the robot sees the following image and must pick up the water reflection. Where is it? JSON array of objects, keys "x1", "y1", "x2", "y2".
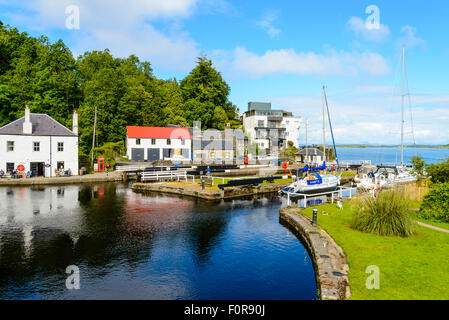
[{"x1": 0, "y1": 183, "x2": 317, "y2": 300}]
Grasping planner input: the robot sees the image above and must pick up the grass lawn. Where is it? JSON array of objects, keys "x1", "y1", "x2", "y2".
[
  {"x1": 334, "y1": 171, "x2": 357, "y2": 178},
  {"x1": 302, "y1": 203, "x2": 449, "y2": 300},
  {"x1": 167, "y1": 177, "x2": 291, "y2": 191},
  {"x1": 194, "y1": 177, "x2": 292, "y2": 185}
]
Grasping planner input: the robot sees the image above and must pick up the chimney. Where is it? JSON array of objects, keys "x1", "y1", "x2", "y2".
[
  {"x1": 72, "y1": 109, "x2": 78, "y2": 136},
  {"x1": 23, "y1": 105, "x2": 32, "y2": 134}
]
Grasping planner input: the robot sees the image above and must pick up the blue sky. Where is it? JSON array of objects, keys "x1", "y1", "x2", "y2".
[{"x1": 1, "y1": 0, "x2": 449, "y2": 145}]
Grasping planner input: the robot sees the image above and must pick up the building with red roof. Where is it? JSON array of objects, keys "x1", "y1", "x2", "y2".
[{"x1": 126, "y1": 126, "x2": 192, "y2": 162}]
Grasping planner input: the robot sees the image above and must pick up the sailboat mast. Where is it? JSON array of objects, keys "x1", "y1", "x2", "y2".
[
  {"x1": 305, "y1": 119, "x2": 309, "y2": 161},
  {"x1": 322, "y1": 86, "x2": 326, "y2": 163},
  {"x1": 401, "y1": 45, "x2": 405, "y2": 166}
]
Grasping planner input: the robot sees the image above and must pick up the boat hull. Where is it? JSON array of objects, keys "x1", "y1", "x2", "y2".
[{"x1": 288, "y1": 186, "x2": 339, "y2": 198}]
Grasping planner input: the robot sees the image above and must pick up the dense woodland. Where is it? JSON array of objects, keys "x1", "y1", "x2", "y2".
[{"x1": 0, "y1": 21, "x2": 240, "y2": 160}]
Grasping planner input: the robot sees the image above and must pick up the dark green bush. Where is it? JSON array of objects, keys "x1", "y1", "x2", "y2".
[
  {"x1": 426, "y1": 157, "x2": 449, "y2": 184},
  {"x1": 419, "y1": 183, "x2": 449, "y2": 222},
  {"x1": 351, "y1": 190, "x2": 416, "y2": 237}
]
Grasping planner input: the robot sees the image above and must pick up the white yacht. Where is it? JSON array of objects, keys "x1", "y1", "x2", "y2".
[{"x1": 280, "y1": 163, "x2": 341, "y2": 197}]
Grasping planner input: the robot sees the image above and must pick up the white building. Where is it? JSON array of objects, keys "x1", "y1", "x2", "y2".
[
  {"x1": 242, "y1": 102, "x2": 302, "y2": 153},
  {"x1": 126, "y1": 126, "x2": 192, "y2": 162},
  {"x1": 296, "y1": 148, "x2": 324, "y2": 165},
  {"x1": 0, "y1": 106, "x2": 79, "y2": 177}
]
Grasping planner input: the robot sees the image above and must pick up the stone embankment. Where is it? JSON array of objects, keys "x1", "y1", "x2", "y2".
[
  {"x1": 0, "y1": 172, "x2": 122, "y2": 186},
  {"x1": 132, "y1": 182, "x2": 289, "y2": 201},
  {"x1": 280, "y1": 207, "x2": 351, "y2": 300}
]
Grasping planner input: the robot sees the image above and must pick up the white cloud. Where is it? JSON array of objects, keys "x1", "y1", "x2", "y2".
[
  {"x1": 397, "y1": 25, "x2": 425, "y2": 48},
  {"x1": 347, "y1": 17, "x2": 390, "y2": 42},
  {"x1": 256, "y1": 11, "x2": 281, "y2": 38},
  {"x1": 222, "y1": 47, "x2": 389, "y2": 78},
  {"x1": 269, "y1": 93, "x2": 449, "y2": 145}
]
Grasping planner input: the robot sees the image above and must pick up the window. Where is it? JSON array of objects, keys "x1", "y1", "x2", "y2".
[
  {"x1": 33, "y1": 142, "x2": 40, "y2": 152},
  {"x1": 136, "y1": 138, "x2": 141, "y2": 145},
  {"x1": 57, "y1": 162, "x2": 65, "y2": 170},
  {"x1": 225, "y1": 152, "x2": 230, "y2": 159},
  {"x1": 6, "y1": 163, "x2": 14, "y2": 173},
  {"x1": 210, "y1": 152, "x2": 215, "y2": 159},
  {"x1": 151, "y1": 139, "x2": 156, "y2": 145},
  {"x1": 258, "y1": 120, "x2": 264, "y2": 127},
  {"x1": 7, "y1": 141, "x2": 14, "y2": 152},
  {"x1": 181, "y1": 138, "x2": 185, "y2": 146},
  {"x1": 57, "y1": 142, "x2": 64, "y2": 152},
  {"x1": 167, "y1": 139, "x2": 171, "y2": 145}
]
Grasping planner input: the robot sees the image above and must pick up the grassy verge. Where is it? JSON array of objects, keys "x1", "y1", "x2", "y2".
[
  {"x1": 301, "y1": 203, "x2": 449, "y2": 300},
  {"x1": 193, "y1": 177, "x2": 292, "y2": 185},
  {"x1": 166, "y1": 178, "x2": 291, "y2": 191}
]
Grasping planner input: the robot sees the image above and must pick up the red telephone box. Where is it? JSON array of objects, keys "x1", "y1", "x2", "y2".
[{"x1": 97, "y1": 157, "x2": 105, "y2": 173}]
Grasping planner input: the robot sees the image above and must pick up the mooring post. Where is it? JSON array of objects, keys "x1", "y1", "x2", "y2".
[{"x1": 201, "y1": 180, "x2": 205, "y2": 190}]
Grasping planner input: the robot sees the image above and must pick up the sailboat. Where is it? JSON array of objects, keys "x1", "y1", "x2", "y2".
[
  {"x1": 280, "y1": 87, "x2": 341, "y2": 198},
  {"x1": 357, "y1": 46, "x2": 417, "y2": 190}
]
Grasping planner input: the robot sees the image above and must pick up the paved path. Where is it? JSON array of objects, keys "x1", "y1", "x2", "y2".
[{"x1": 416, "y1": 221, "x2": 449, "y2": 234}]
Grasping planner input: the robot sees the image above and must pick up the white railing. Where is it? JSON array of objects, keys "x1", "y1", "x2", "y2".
[{"x1": 141, "y1": 171, "x2": 195, "y2": 183}]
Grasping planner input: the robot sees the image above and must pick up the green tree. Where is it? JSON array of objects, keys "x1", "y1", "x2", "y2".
[
  {"x1": 180, "y1": 56, "x2": 232, "y2": 129},
  {"x1": 426, "y1": 157, "x2": 449, "y2": 184},
  {"x1": 419, "y1": 183, "x2": 449, "y2": 222},
  {"x1": 0, "y1": 22, "x2": 242, "y2": 159},
  {"x1": 411, "y1": 155, "x2": 427, "y2": 177}
]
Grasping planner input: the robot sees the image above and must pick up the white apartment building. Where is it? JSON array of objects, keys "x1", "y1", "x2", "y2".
[
  {"x1": 0, "y1": 106, "x2": 79, "y2": 177},
  {"x1": 126, "y1": 126, "x2": 192, "y2": 162},
  {"x1": 242, "y1": 102, "x2": 302, "y2": 153}
]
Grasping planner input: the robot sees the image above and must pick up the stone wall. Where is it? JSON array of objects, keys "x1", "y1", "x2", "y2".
[
  {"x1": 280, "y1": 207, "x2": 351, "y2": 300},
  {"x1": 132, "y1": 182, "x2": 289, "y2": 201}
]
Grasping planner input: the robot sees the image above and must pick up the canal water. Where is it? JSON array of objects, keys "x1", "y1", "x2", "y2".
[{"x1": 0, "y1": 183, "x2": 317, "y2": 300}]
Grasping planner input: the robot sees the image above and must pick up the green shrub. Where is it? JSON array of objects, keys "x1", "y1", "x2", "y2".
[
  {"x1": 419, "y1": 183, "x2": 449, "y2": 222},
  {"x1": 426, "y1": 157, "x2": 449, "y2": 184},
  {"x1": 351, "y1": 190, "x2": 416, "y2": 237},
  {"x1": 411, "y1": 155, "x2": 427, "y2": 177}
]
